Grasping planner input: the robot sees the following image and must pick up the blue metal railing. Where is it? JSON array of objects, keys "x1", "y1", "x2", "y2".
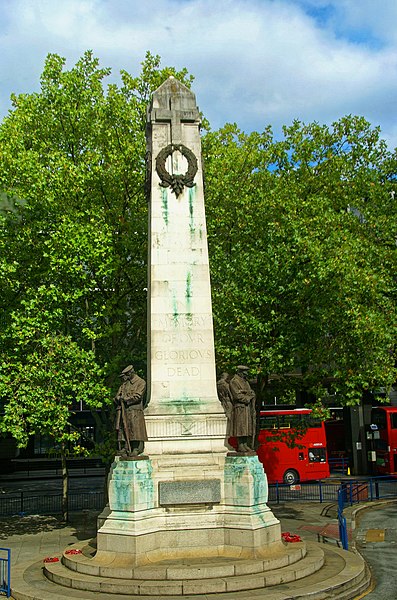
[
  {"x1": 337, "y1": 489, "x2": 349, "y2": 550},
  {"x1": 0, "y1": 547, "x2": 11, "y2": 598},
  {"x1": 328, "y1": 457, "x2": 350, "y2": 474},
  {"x1": 340, "y1": 480, "x2": 370, "y2": 505},
  {"x1": 268, "y1": 475, "x2": 397, "y2": 505},
  {"x1": 268, "y1": 480, "x2": 340, "y2": 504},
  {"x1": 269, "y1": 476, "x2": 397, "y2": 550}
]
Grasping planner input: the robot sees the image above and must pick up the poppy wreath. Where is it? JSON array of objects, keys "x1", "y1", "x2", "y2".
[
  {"x1": 43, "y1": 556, "x2": 60, "y2": 563},
  {"x1": 282, "y1": 532, "x2": 302, "y2": 543}
]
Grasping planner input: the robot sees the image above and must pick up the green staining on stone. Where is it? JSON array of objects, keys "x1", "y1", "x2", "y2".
[
  {"x1": 164, "y1": 394, "x2": 202, "y2": 414},
  {"x1": 248, "y1": 459, "x2": 266, "y2": 505},
  {"x1": 186, "y1": 271, "x2": 192, "y2": 314},
  {"x1": 185, "y1": 271, "x2": 193, "y2": 326},
  {"x1": 110, "y1": 459, "x2": 155, "y2": 512},
  {"x1": 224, "y1": 455, "x2": 268, "y2": 508},
  {"x1": 172, "y1": 290, "x2": 178, "y2": 325},
  {"x1": 186, "y1": 270, "x2": 192, "y2": 299},
  {"x1": 189, "y1": 187, "x2": 195, "y2": 234},
  {"x1": 161, "y1": 187, "x2": 168, "y2": 225}
]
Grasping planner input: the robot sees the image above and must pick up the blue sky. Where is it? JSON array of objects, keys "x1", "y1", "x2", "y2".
[{"x1": 1, "y1": 0, "x2": 396, "y2": 146}]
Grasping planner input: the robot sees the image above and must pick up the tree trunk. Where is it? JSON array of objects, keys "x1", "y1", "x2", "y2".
[{"x1": 60, "y1": 444, "x2": 69, "y2": 522}]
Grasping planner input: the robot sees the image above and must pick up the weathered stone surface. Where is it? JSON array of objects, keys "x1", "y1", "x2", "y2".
[
  {"x1": 107, "y1": 457, "x2": 155, "y2": 513},
  {"x1": 159, "y1": 479, "x2": 221, "y2": 505},
  {"x1": 224, "y1": 454, "x2": 269, "y2": 506},
  {"x1": 145, "y1": 77, "x2": 226, "y2": 455}
]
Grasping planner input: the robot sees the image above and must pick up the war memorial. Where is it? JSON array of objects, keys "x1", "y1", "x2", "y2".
[{"x1": 10, "y1": 79, "x2": 370, "y2": 599}]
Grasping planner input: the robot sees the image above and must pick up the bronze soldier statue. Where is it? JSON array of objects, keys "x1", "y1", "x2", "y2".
[
  {"x1": 217, "y1": 372, "x2": 233, "y2": 436},
  {"x1": 229, "y1": 365, "x2": 256, "y2": 452},
  {"x1": 217, "y1": 373, "x2": 233, "y2": 419},
  {"x1": 115, "y1": 365, "x2": 148, "y2": 456}
]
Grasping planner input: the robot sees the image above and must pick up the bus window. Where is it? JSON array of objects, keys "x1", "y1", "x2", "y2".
[
  {"x1": 306, "y1": 417, "x2": 322, "y2": 428},
  {"x1": 278, "y1": 414, "x2": 291, "y2": 429},
  {"x1": 390, "y1": 413, "x2": 397, "y2": 429},
  {"x1": 259, "y1": 415, "x2": 278, "y2": 430},
  {"x1": 308, "y1": 448, "x2": 326, "y2": 463}
]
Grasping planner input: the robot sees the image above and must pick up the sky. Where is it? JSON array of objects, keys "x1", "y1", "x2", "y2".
[{"x1": 1, "y1": 0, "x2": 397, "y2": 146}]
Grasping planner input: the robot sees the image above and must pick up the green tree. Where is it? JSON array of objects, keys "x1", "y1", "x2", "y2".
[
  {"x1": 204, "y1": 117, "x2": 397, "y2": 405},
  {"x1": 0, "y1": 332, "x2": 108, "y2": 520},
  {"x1": 1, "y1": 49, "x2": 396, "y2": 484},
  {"x1": 0, "y1": 51, "x2": 192, "y2": 501}
]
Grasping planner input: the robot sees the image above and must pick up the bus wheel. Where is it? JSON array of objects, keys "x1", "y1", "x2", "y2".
[{"x1": 283, "y1": 469, "x2": 299, "y2": 485}]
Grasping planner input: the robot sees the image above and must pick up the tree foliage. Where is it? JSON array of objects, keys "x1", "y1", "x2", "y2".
[
  {"x1": 0, "y1": 51, "x2": 192, "y2": 451},
  {"x1": 0, "y1": 49, "x2": 396, "y2": 465},
  {"x1": 204, "y1": 118, "x2": 397, "y2": 404}
]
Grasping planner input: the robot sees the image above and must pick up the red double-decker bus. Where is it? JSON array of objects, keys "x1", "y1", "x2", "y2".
[
  {"x1": 257, "y1": 408, "x2": 330, "y2": 484},
  {"x1": 371, "y1": 406, "x2": 397, "y2": 475}
]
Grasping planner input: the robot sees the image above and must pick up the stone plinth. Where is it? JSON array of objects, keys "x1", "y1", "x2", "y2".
[
  {"x1": 107, "y1": 458, "x2": 154, "y2": 512},
  {"x1": 97, "y1": 454, "x2": 281, "y2": 565}
]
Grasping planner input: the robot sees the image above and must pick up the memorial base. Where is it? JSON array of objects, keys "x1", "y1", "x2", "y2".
[{"x1": 96, "y1": 454, "x2": 282, "y2": 565}]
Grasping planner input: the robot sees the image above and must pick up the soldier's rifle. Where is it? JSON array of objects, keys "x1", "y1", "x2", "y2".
[{"x1": 120, "y1": 398, "x2": 132, "y2": 455}]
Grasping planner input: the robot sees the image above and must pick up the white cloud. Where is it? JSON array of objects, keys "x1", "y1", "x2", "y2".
[{"x1": 0, "y1": 0, "x2": 396, "y2": 146}]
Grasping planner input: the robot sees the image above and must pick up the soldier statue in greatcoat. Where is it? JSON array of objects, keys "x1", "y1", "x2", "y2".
[
  {"x1": 217, "y1": 372, "x2": 233, "y2": 436},
  {"x1": 115, "y1": 365, "x2": 148, "y2": 456},
  {"x1": 229, "y1": 365, "x2": 256, "y2": 453}
]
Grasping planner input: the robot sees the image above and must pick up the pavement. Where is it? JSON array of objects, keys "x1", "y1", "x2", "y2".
[
  {"x1": 0, "y1": 498, "x2": 390, "y2": 599},
  {"x1": 0, "y1": 509, "x2": 98, "y2": 567},
  {"x1": 0, "y1": 500, "x2": 357, "y2": 569}
]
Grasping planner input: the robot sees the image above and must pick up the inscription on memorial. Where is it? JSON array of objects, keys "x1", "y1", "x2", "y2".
[
  {"x1": 159, "y1": 479, "x2": 221, "y2": 506},
  {"x1": 167, "y1": 366, "x2": 200, "y2": 378},
  {"x1": 161, "y1": 332, "x2": 206, "y2": 344},
  {"x1": 152, "y1": 314, "x2": 211, "y2": 329},
  {"x1": 155, "y1": 349, "x2": 212, "y2": 361}
]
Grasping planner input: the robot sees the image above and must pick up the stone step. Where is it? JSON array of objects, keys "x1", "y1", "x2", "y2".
[
  {"x1": 63, "y1": 540, "x2": 306, "y2": 579},
  {"x1": 272, "y1": 546, "x2": 370, "y2": 600},
  {"x1": 11, "y1": 544, "x2": 369, "y2": 600},
  {"x1": 43, "y1": 541, "x2": 324, "y2": 595}
]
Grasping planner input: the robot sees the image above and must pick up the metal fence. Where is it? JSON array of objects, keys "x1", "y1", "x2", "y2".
[
  {"x1": 328, "y1": 457, "x2": 350, "y2": 475},
  {"x1": 337, "y1": 489, "x2": 349, "y2": 550},
  {"x1": 4, "y1": 458, "x2": 105, "y2": 478},
  {"x1": 268, "y1": 476, "x2": 397, "y2": 505},
  {"x1": 0, "y1": 490, "x2": 104, "y2": 517},
  {"x1": 0, "y1": 477, "x2": 396, "y2": 519},
  {"x1": 268, "y1": 480, "x2": 340, "y2": 504},
  {"x1": 269, "y1": 476, "x2": 397, "y2": 551},
  {"x1": 0, "y1": 548, "x2": 10, "y2": 598}
]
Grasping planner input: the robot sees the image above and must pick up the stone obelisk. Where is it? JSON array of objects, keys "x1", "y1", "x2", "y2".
[
  {"x1": 145, "y1": 77, "x2": 226, "y2": 454},
  {"x1": 97, "y1": 78, "x2": 281, "y2": 565}
]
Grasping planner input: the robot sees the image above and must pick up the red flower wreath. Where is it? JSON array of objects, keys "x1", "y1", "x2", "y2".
[
  {"x1": 43, "y1": 557, "x2": 59, "y2": 563},
  {"x1": 282, "y1": 532, "x2": 302, "y2": 543}
]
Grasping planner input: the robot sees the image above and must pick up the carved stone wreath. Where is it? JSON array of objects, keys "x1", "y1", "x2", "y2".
[{"x1": 155, "y1": 144, "x2": 198, "y2": 198}]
